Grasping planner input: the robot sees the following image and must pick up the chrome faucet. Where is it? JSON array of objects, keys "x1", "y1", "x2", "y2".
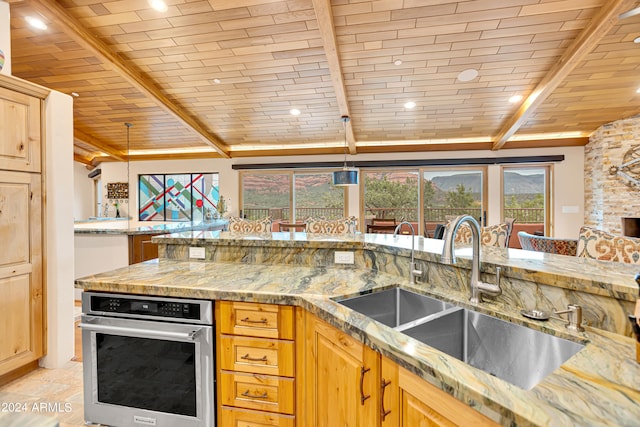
[
  {"x1": 393, "y1": 221, "x2": 424, "y2": 285},
  {"x1": 440, "y1": 214, "x2": 502, "y2": 304}
]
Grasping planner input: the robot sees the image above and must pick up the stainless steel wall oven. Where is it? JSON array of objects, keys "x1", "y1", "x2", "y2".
[{"x1": 80, "y1": 292, "x2": 214, "y2": 427}]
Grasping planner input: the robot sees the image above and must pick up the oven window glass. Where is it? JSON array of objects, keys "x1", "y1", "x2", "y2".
[{"x1": 96, "y1": 334, "x2": 197, "y2": 416}]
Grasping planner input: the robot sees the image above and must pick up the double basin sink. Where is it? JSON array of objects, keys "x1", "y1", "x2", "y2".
[{"x1": 337, "y1": 288, "x2": 584, "y2": 390}]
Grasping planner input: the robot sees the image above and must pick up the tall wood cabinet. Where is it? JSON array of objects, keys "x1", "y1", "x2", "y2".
[{"x1": 0, "y1": 77, "x2": 47, "y2": 384}]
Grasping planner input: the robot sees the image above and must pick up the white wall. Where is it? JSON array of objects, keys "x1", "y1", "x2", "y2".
[
  {"x1": 42, "y1": 90, "x2": 75, "y2": 369},
  {"x1": 81, "y1": 146, "x2": 585, "y2": 237},
  {"x1": 0, "y1": 1, "x2": 11, "y2": 76},
  {"x1": 73, "y1": 161, "x2": 94, "y2": 220}
]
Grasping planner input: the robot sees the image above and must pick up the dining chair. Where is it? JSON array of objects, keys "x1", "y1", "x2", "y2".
[{"x1": 279, "y1": 222, "x2": 306, "y2": 232}]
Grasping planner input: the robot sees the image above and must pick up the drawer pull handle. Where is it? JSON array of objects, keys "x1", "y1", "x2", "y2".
[
  {"x1": 381, "y1": 378, "x2": 392, "y2": 421},
  {"x1": 241, "y1": 354, "x2": 268, "y2": 362},
  {"x1": 359, "y1": 366, "x2": 371, "y2": 405},
  {"x1": 241, "y1": 390, "x2": 269, "y2": 399},
  {"x1": 241, "y1": 317, "x2": 268, "y2": 324}
]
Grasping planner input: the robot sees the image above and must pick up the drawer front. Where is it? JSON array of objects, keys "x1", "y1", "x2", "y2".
[
  {"x1": 219, "y1": 406, "x2": 295, "y2": 427},
  {"x1": 219, "y1": 301, "x2": 294, "y2": 339},
  {"x1": 219, "y1": 371, "x2": 294, "y2": 414},
  {"x1": 220, "y1": 335, "x2": 295, "y2": 377}
]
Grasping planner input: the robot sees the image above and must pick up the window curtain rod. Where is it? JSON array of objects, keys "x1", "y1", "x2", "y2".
[{"x1": 231, "y1": 155, "x2": 564, "y2": 170}]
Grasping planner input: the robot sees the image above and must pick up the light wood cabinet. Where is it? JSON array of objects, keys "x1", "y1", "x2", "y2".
[
  {"x1": 217, "y1": 301, "x2": 297, "y2": 427},
  {"x1": 0, "y1": 76, "x2": 46, "y2": 384},
  {"x1": 303, "y1": 314, "x2": 498, "y2": 427},
  {"x1": 0, "y1": 158, "x2": 43, "y2": 382},
  {"x1": 304, "y1": 312, "x2": 379, "y2": 427},
  {"x1": 0, "y1": 86, "x2": 41, "y2": 173},
  {"x1": 380, "y1": 356, "x2": 499, "y2": 427}
]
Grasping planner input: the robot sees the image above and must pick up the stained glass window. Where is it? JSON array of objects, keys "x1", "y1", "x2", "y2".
[{"x1": 139, "y1": 173, "x2": 220, "y2": 222}]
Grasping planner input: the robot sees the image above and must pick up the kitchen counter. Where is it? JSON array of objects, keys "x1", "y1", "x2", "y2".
[
  {"x1": 74, "y1": 219, "x2": 227, "y2": 235},
  {"x1": 75, "y1": 232, "x2": 640, "y2": 426}
]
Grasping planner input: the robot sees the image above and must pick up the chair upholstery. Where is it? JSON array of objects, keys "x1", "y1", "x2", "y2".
[
  {"x1": 504, "y1": 217, "x2": 516, "y2": 247},
  {"x1": 448, "y1": 222, "x2": 509, "y2": 248},
  {"x1": 576, "y1": 226, "x2": 640, "y2": 264},
  {"x1": 228, "y1": 216, "x2": 272, "y2": 233},
  {"x1": 305, "y1": 216, "x2": 357, "y2": 234},
  {"x1": 517, "y1": 231, "x2": 578, "y2": 256}
]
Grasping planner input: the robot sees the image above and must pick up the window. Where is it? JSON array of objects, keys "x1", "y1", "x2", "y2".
[
  {"x1": 363, "y1": 169, "x2": 420, "y2": 228},
  {"x1": 240, "y1": 171, "x2": 345, "y2": 228},
  {"x1": 422, "y1": 168, "x2": 486, "y2": 233},
  {"x1": 502, "y1": 166, "x2": 550, "y2": 237},
  {"x1": 138, "y1": 173, "x2": 219, "y2": 221}
]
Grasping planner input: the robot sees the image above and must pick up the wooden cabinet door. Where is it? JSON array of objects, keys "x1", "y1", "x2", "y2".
[
  {"x1": 381, "y1": 357, "x2": 498, "y2": 427},
  {"x1": 0, "y1": 87, "x2": 41, "y2": 173},
  {"x1": 0, "y1": 171, "x2": 43, "y2": 377},
  {"x1": 304, "y1": 313, "x2": 379, "y2": 427}
]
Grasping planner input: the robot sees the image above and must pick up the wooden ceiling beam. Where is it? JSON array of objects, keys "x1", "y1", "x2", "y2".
[
  {"x1": 74, "y1": 129, "x2": 127, "y2": 161},
  {"x1": 73, "y1": 153, "x2": 93, "y2": 166},
  {"x1": 28, "y1": 0, "x2": 231, "y2": 159},
  {"x1": 312, "y1": 0, "x2": 356, "y2": 154},
  {"x1": 492, "y1": 0, "x2": 635, "y2": 150}
]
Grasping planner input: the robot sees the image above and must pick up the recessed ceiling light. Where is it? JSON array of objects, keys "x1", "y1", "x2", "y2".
[
  {"x1": 148, "y1": 0, "x2": 168, "y2": 12},
  {"x1": 25, "y1": 16, "x2": 47, "y2": 30},
  {"x1": 71, "y1": 92, "x2": 79, "y2": 97},
  {"x1": 213, "y1": 78, "x2": 221, "y2": 84},
  {"x1": 394, "y1": 59, "x2": 403, "y2": 66},
  {"x1": 290, "y1": 108, "x2": 301, "y2": 116},
  {"x1": 457, "y1": 68, "x2": 478, "y2": 82},
  {"x1": 634, "y1": 36, "x2": 640, "y2": 44},
  {"x1": 509, "y1": 95, "x2": 523, "y2": 103},
  {"x1": 404, "y1": 101, "x2": 416, "y2": 109}
]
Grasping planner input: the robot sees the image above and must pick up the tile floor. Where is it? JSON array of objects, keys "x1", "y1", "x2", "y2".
[
  {"x1": 0, "y1": 302, "x2": 87, "y2": 426},
  {"x1": 0, "y1": 361, "x2": 86, "y2": 426}
]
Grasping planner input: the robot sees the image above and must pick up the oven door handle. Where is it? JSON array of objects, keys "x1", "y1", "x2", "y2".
[{"x1": 79, "y1": 322, "x2": 202, "y2": 341}]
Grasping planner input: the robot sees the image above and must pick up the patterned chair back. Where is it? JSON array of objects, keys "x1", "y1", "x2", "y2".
[
  {"x1": 576, "y1": 226, "x2": 640, "y2": 264},
  {"x1": 517, "y1": 231, "x2": 577, "y2": 256},
  {"x1": 447, "y1": 222, "x2": 510, "y2": 248},
  {"x1": 305, "y1": 216, "x2": 357, "y2": 234},
  {"x1": 228, "y1": 216, "x2": 273, "y2": 233}
]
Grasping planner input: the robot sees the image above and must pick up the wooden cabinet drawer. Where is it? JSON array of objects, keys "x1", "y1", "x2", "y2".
[
  {"x1": 219, "y1": 301, "x2": 294, "y2": 339},
  {"x1": 219, "y1": 371, "x2": 294, "y2": 414},
  {"x1": 219, "y1": 406, "x2": 295, "y2": 427},
  {"x1": 220, "y1": 335, "x2": 294, "y2": 377}
]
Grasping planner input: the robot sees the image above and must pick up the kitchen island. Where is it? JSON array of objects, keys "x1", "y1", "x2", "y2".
[
  {"x1": 73, "y1": 219, "x2": 227, "y2": 299},
  {"x1": 75, "y1": 231, "x2": 640, "y2": 426}
]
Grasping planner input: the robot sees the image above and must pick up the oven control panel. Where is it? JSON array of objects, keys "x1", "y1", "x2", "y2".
[{"x1": 90, "y1": 295, "x2": 202, "y2": 320}]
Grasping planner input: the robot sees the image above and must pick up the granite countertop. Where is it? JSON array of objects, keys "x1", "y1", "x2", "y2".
[
  {"x1": 76, "y1": 251, "x2": 640, "y2": 426},
  {"x1": 74, "y1": 219, "x2": 227, "y2": 235},
  {"x1": 153, "y1": 230, "x2": 640, "y2": 301}
]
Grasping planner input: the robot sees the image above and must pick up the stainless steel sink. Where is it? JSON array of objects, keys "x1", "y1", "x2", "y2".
[
  {"x1": 337, "y1": 288, "x2": 454, "y2": 328},
  {"x1": 337, "y1": 289, "x2": 585, "y2": 390}
]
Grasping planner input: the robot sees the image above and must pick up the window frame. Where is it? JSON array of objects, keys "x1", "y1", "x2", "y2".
[
  {"x1": 500, "y1": 164, "x2": 553, "y2": 236},
  {"x1": 239, "y1": 169, "x2": 349, "y2": 223}
]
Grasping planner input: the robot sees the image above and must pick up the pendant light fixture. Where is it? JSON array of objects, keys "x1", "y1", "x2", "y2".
[{"x1": 332, "y1": 115, "x2": 359, "y2": 186}]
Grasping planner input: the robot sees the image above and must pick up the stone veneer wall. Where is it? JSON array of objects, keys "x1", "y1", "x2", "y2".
[{"x1": 585, "y1": 114, "x2": 640, "y2": 233}]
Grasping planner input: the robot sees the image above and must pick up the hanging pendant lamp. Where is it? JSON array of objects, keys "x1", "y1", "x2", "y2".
[{"x1": 332, "y1": 115, "x2": 359, "y2": 186}]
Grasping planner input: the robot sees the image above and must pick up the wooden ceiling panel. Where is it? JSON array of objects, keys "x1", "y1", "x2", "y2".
[{"x1": 6, "y1": 0, "x2": 640, "y2": 159}]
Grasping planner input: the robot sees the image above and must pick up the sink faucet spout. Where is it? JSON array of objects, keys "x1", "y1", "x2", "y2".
[
  {"x1": 393, "y1": 221, "x2": 423, "y2": 285},
  {"x1": 440, "y1": 214, "x2": 502, "y2": 304}
]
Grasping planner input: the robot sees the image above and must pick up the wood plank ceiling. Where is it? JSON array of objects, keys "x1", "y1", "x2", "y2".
[{"x1": 5, "y1": 0, "x2": 640, "y2": 165}]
